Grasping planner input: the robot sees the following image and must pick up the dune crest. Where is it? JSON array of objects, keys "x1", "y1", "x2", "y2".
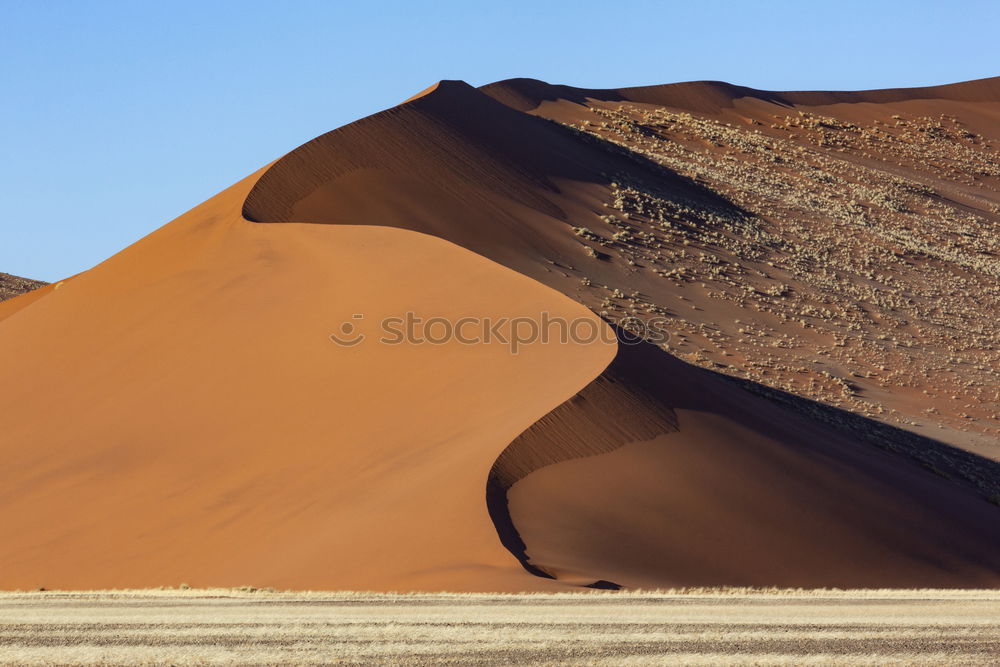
[
  {"x1": 238, "y1": 73, "x2": 1000, "y2": 588},
  {"x1": 480, "y1": 74, "x2": 1000, "y2": 113}
]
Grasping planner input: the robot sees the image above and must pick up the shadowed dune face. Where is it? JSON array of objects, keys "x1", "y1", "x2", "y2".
[
  {"x1": 243, "y1": 80, "x2": 584, "y2": 226},
  {"x1": 4, "y1": 75, "x2": 1000, "y2": 591},
  {"x1": 241, "y1": 80, "x2": 739, "y2": 282},
  {"x1": 475, "y1": 76, "x2": 1000, "y2": 456},
  {"x1": 504, "y1": 341, "x2": 1000, "y2": 588},
  {"x1": 487, "y1": 340, "x2": 680, "y2": 581}
]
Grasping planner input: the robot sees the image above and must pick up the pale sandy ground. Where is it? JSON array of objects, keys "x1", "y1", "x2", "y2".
[{"x1": 2, "y1": 589, "x2": 1000, "y2": 665}]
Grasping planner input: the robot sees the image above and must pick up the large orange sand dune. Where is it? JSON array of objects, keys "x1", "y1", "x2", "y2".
[{"x1": 3, "y1": 75, "x2": 1000, "y2": 590}]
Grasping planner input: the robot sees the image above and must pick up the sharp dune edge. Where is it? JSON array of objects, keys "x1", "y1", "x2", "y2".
[{"x1": 3, "y1": 76, "x2": 1000, "y2": 591}]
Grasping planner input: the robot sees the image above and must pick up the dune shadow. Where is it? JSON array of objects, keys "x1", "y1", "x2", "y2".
[
  {"x1": 241, "y1": 78, "x2": 759, "y2": 246},
  {"x1": 486, "y1": 329, "x2": 1000, "y2": 584},
  {"x1": 715, "y1": 370, "x2": 1000, "y2": 503}
]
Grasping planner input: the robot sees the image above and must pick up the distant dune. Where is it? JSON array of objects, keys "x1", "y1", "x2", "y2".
[
  {"x1": 2, "y1": 75, "x2": 1000, "y2": 591},
  {"x1": 0, "y1": 272, "x2": 45, "y2": 302}
]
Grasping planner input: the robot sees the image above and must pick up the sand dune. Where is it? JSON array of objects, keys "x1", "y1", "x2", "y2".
[
  {"x1": 481, "y1": 74, "x2": 1000, "y2": 121},
  {"x1": 3, "y1": 75, "x2": 1000, "y2": 591},
  {"x1": 0, "y1": 170, "x2": 613, "y2": 591}
]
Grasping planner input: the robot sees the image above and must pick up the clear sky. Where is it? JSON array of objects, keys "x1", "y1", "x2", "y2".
[{"x1": 3, "y1": 0, "x2": 999, "y2": 281}]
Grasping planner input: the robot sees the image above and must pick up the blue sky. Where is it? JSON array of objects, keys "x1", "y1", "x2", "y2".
[{"x1": 3, "y1": 0, "x2": 999, "y2": 281}]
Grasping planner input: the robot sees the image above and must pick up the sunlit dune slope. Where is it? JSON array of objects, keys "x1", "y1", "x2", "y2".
[{"x1": 0, "y1": 170, "x2": 614, "y2": 591}]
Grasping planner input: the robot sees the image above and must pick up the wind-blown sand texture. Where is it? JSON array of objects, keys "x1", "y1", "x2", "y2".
[
  {"x1": 3, "y1": 589, "x2": 1000, "y2": 666},
  {"x1": 3, "y1": 75, "x2": 1000, "y2": 591}
]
